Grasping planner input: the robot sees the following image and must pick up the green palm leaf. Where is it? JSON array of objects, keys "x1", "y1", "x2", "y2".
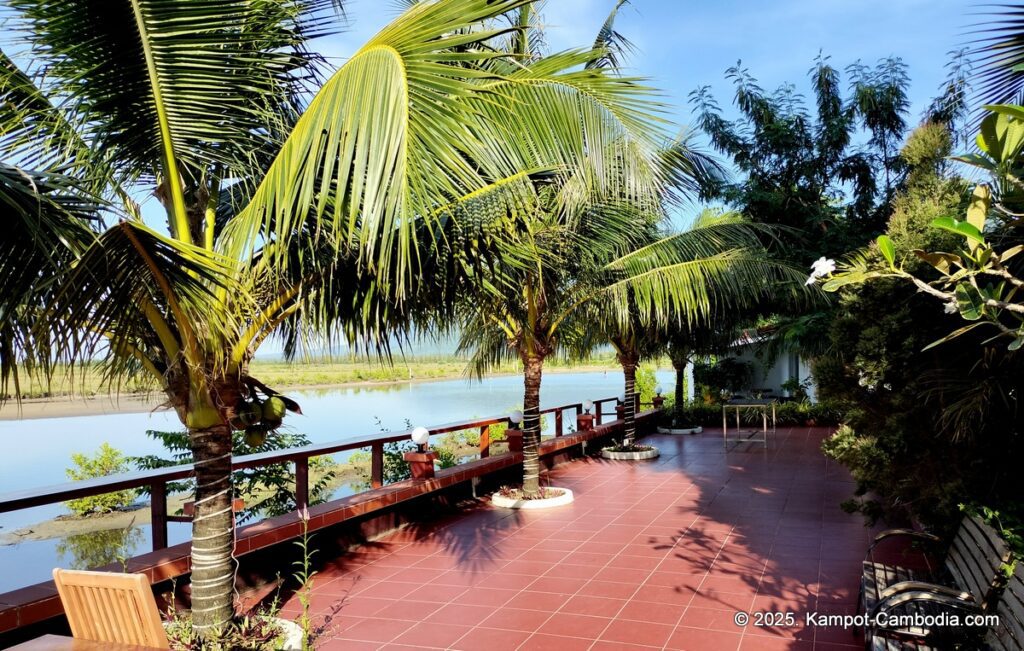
[
  {"x1": 0, "y1": 163, "x2": 101, "y2": 396},
  {"x1": 968, "y1": 4, "x2": 1024, "y2": 108},
  {"x1": 221, "y1": 0, "x2": 534, "y2": 288}
]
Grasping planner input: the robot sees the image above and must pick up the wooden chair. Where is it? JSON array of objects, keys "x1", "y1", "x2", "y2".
[{"x1": 52, "y1": 569, "x2": 169, "y2": 649}]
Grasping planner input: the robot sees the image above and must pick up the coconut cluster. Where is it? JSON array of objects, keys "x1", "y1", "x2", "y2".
[{"x1": 230, "y1": 396, "x2": 288, "y2": 447}]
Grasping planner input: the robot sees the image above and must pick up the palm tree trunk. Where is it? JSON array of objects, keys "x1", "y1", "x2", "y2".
[
  {"x1": 673, "y1": 359, "x2": 686, "y2": 406},
  {"x1": 670, "y1": 347, "x2": 690, "y2": 407},
  {"x1": 620, "y1": 356, "x2": 638, "y2": 446},
  {"x1": 522, "y1": 354, "x2": 544, "y2": 497},
  {"x1": 188, "y1": 422, "x2": 235, "y2": 631}
]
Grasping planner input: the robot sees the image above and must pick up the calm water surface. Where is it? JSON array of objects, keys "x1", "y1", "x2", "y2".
[{"x1": 0, "y1": 370, "x2": 673, "y2": 592}]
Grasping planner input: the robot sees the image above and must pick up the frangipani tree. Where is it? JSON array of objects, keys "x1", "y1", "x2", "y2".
[
  {"x1": 818, "y1": 106, "x2": 1024, "y2": 351},
  {"x1": 0, "y1": 0, "x2": 670, "y2": 632}
]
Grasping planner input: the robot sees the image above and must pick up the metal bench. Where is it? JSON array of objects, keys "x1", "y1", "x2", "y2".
[
  {"x1": 986, "y1": 562, "x2": 1024, "y2": 650},
  {"x1": 861, "y1": 515, "x2": 1011, "y2": 649}
]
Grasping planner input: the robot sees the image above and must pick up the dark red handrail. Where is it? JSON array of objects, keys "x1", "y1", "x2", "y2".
[{"x1": 0, "y1": 396, "x2": 617, "y2": 550}]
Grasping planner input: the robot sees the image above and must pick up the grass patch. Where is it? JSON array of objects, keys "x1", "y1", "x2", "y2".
[{"x1": 5, "y1": 353, "x2": 624, "y2": 400}]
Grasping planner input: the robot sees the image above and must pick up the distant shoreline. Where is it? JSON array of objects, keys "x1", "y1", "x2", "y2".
[{"x1": 0, "y1": 365, "x2": 621, "y2": 421}]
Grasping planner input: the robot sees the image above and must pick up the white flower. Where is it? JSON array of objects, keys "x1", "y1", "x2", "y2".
[
  {"x1": 810, "y1": 256, "x2": 836, "y2": 277},
  {"x1": 944, "y1": 301, "x2": 958, "y2": 314},
  {"x1": 806, "y1": 256, "x2": 836, "y2": 285}
]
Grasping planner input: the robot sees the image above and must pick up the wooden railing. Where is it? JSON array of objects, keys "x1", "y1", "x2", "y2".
[{"x1": 0, "y1": 396, "x2": 620, "y2": 552}]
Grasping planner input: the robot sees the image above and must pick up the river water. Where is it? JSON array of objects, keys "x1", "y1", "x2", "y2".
[{"x1": 0, "y1": 370, "x2": 673, "y2": 593}]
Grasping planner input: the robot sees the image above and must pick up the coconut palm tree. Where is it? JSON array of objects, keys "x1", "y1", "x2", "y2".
[
  {"x1": 584, "y1": 211, "x2": 804, "y2": 451},
  {"x1": 456, "y1": 196, "x2": 805, "y2": 493},
  {"x1": 1, "y1": 0, "x2": 674, "y2": 632}
]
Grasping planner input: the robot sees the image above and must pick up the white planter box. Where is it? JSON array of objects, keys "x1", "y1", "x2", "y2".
[
  {"x1": 600, "y1": 447, "x2": 661, "y2": 461},
  {"x1": 657, "y1": 426, "x2": 703, "y2": 435},
  {"x1": 490, "y1": 488, "x2": 575, "y2": 510}
]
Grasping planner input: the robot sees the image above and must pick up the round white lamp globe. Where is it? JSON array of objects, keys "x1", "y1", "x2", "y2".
[
  {"x1": 509, "y1": 410, "x2": 524, "y2": 426},
  {"x1": 618, "y1": 393, "x2": 626, "y2": 403},
  {"x1": 410, "y1": 426, "x2": 430, "y2": 447},
  {"x1": 655, "y1": 385, "x2": 664, "y2": 396},
  {"x1": 583, "y1": 400, "x2": 594, "y2": 413}
]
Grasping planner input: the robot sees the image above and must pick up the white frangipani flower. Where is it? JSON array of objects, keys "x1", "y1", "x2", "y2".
[{"x1": 806, "y1": 256, "x2": 837, "y2": 285}]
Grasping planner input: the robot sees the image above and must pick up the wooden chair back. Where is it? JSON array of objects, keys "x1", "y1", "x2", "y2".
[
  {"x1": 987, "y1": 563, "x2": 1024, "y2": 651},
  {"x1": 52, "y1": 568, "x2": 169, "y2": 649},
  {"x1": 943, "y1": 515, "x2": 1012, "y2": 609}
]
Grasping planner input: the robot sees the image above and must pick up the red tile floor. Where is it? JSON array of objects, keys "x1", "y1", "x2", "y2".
[{"x1": 281, "y1": 428, "x2": 874, "y2": 650}]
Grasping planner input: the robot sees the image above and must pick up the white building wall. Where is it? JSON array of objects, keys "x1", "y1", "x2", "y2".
[{"x1": 727, "y1": 347, "x2": 815, "y2": 401}]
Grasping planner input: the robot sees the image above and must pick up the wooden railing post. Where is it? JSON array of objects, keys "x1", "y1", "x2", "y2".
[
  {"x1": 150, "y1": 481, "x2": 168, "y2": 551},
  {"x1": 295, "y1": 457, "x2": 309, "y2": 512},
  {"x1": 479, "y1": 424, "x2": 490, "y2": 458},
  {"x1": 595, "y1": 401, "x2": 603, "y2": 425},
  {"x1": 371, "y1": 441, "x2": 384, "y2": 489},
  {"x1": 555, "y1": 410, "x2": 563, "y2": 437}
]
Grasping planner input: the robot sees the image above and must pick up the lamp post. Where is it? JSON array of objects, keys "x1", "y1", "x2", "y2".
[
  {"x1": 653, "y1": 385, "x2": 665, "y2": 410},
  {"x1": 505, "y1": 410, "x2": 525, "y2": 453},
  {"x1": 403, "y1": 426, "x2": 438, "y2": 480},
  {"x1": 577, "y1": 400, "x2": 595, "y2": 431}
]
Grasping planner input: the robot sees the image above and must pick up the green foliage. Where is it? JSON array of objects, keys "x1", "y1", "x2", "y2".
[
  {"x1": 634, "y1": 364, "x2": 657, "y2": 406},
  {"x1": 163, "y1": 610, "x2": 287, "y2": 651},
  {"x1": 693, "y1": 358, "x2": 752, "y2": 399},
  {"x1": 663, "y1": 400, "x2": 844, "y2": 429},
  {"x1": 815, "y1": 122, "x2": 1024, "y2": 538},
  {"x1": 961, "y1": 504, "x2": 1024, "y2": 560},
  {"x1": 134, "y1": 430, "x2": 336, "y2": 522},
  {"x1": 64, "y1": 443, "x2": 137, "y2": 515},
  {"x1": 292, "y1": 517, "x2": 317, "y2": 651},
  {"x1": 691, "y1": 56, "x2": 911, "y2": 264}
]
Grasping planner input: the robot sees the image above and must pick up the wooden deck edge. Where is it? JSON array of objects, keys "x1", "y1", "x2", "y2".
[{"x1": 0, "y1": 411, "x2": 659, "y2": 636}]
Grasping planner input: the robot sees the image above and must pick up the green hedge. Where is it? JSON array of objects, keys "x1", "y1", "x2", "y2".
[{"x1": 660, "y1": 400, "x2": 844, "y2": 429}]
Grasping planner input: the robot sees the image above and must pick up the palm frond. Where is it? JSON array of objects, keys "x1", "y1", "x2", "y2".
[
  {"x1": 7, "y1": 0, "x2": 338, "y2": 186},
  {"x1": 587, "y1": 0, "x2": 636, "y2": 70},
  {"x1": 0, "y1": 50, "x2": 129, "y2": 209},
  {"x1": 967, "y1": 4, "x2": 1024, "y2": 110},
  {"x1": 597, "y1": 215, "x2": 810, "y2": 329},
  {"x1": 46, "y1": 222, "x2": 244, "y2": 386},
  {"x1": 220, "y1": 0, "x2": 536, "y2": 292},
  {"x1": 0, "y1": 163, "x2": 101, "y2": 397}
]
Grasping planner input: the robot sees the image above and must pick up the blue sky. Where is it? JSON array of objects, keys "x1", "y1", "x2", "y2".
[
  {"x1": 324, "y1": 0, "x2": 971, "y2": 131},
  {"x1": 307, "y1": 0, "x2": 976, "y2": 227}
]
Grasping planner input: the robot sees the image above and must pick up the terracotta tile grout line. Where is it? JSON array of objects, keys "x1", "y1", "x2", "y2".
[
  {"x1": 342, "y1": 463, "x2": 614, "y2": 648},
  {"x1": 450, "y1": 466, "x2": 652, "y2": 650},
  {"x1": 310, "y1": 427, "x2": 850, "y2": 650},
  {"x1": 439, "y1": 461, "x2": 692, "y2": 650},
  {"x1": 521, "y1": 466, "x2": 701, "y2": 651}
]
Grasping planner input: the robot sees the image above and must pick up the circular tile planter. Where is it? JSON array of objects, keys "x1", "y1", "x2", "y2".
[
  {"x1": 490, "y1": 488, "x2": 575, "y2": 510},
  {"x1": 656, "y1": 426, "x2": 703, "y2": 435},
  {"x1": 165, "y1": 617, "x2": 303, "y2": 650},
  {"x1": 601, "y1": 446, "x2": 661, "y2": 461},
  {"x1": 275, "y1": 618, "x2": 304, "y2": 650}
]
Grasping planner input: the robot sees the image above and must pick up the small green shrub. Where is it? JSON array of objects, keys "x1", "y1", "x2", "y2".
[
  {"x1": 662, "y1": 400, "x2": 844, "y2": 429},
  {"x1": 693, "y1": 358, "x2": 753, "y2": 398},
  {"x1": 64, "y1": 443, "x2": 137, "y2": 515},
  {"x1": 134, "y1": 430, "x2": 337, "y2": 523}
]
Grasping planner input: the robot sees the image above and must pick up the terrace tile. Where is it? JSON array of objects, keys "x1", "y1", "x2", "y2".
[{"x1": 286, "y1": 428, "x2": 874, "y2": 650}]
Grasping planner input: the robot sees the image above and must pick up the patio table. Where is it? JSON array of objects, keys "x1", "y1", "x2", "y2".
[{"x1": 721, "y1": 398, "x2": 776, "y2": 448}]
